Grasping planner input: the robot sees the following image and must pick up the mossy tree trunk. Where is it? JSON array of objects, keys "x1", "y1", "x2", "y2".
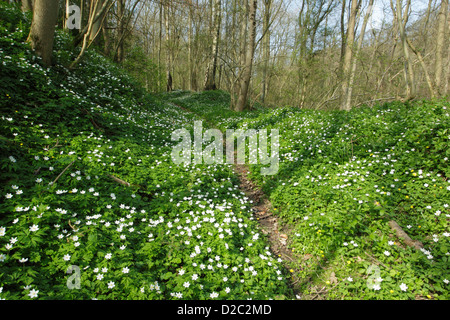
[{"x1": 27, "y1": 0, "x2": 59, "y2": 67}]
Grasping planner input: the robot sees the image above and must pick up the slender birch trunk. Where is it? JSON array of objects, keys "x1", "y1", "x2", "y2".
[
  {"x1": 234, "y1": 0, "x2": 257, "y2": 112},
  {"x1": 435, "y1": 0, "x2": 448, "y2": 95},
  {"x1": 340, "y1": 0, "x2": 360, "y2": 110},
  {"x1": 393, "y1": 0, "x2": 415, "y2": 100},
  {"x1": 164, "y1": 2, "x2": 172, "y2": 92},
  {"x1": 89, "y1": 0, "x2": 105, "y2": 43},
  {"x1": 343, "y1": 0, "x2": 374, "y2": 111},
  {"x1": 204, "y1": 0, "x2": 221, "y2": 90},
  {"x1": 261, "y1": 0, "x2": 272, "y2": 104}
]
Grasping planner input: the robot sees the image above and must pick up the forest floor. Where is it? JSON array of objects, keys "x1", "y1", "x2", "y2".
[
  {"x1": 170, "y1": 100, "x2": 334, "y2": 300},
  {"x1": 165, "y1": 90, "x2": 450, "y2": 301},
  {"x1": 1, "y1": 3, "x2": 449, "y2": 300}
]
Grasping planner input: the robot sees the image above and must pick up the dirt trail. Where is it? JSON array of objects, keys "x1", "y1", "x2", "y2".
[
  {"x1": 232, "y1": 163, "x2": 303, "y2": 298},
  {"x1": 170, "y1": 100, "x2": 303, "y2": 298}
]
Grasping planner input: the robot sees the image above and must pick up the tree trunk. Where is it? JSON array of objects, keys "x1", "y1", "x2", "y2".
[
  {"x1": 158, "y1": 1, "x2": 163, "y2": 91},
  {"x1": 188, "y1": 3, "x2": 193, "y2": 91},
  {"x1": 230, "y1": 0, "x2": 248, "y2": 109},
  {"x1": 116, "y1": 0, "x2": 125, "y2": 63},
  {"x1": 393, "y1": 0, "x2": 415, "y2": 100},
  {"x1": 164, "y1": 2, "x2": 172, "y2": 92},
  {"x1": 261, "y1": 0, "x2": 272, "y2": 104},
  {"x1": 72, "y1": 0, "x2": 112, "y2": 47},
  {"x1": 64, "y1": 0, "x2": 70, "y2": 30},
  {"x1": 234, "y1": 0, "x2": 257, "y2": 112},
  {"x1": 446, "y1": 35, "x2": 450, "y2": 95},
  {"x1": 343, "y1": 0, "x2": 374, "y2": 111},
  {"x1": 435, "y1": 0, "x2": 448, "y2": 95},
  {"x1": 27, "y1": 0, "x2": 59, "y2": 67},
  {"x1": 102, "y1": 14, "x2": 111, "y2": 56},
  {"x1": 204, "y1": 0, "x2": 221, "y2": 91},
  {"x1": 89, "y1": 0, "x2": 105, "y2": 43},
  {"x1": 339, "y1": 0, "x2": 347, "y2": 73},
  {"x1": 21, "y1": 0, "x2": 33, "y2": 12},
  {"x1": 340, "y1": 0, "x2": 360, "y2": 110},
  {"x1": 406, "y1": 36, "x2": 436, "y2": 98}
]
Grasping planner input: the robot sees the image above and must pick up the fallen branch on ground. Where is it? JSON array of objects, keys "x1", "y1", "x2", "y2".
[
  {"x1": 108, "y1": 174, "x2": 132, "y2": 187},
  {"x1": 388, "y1": 220, "x2": 424, "y2": 250},
  {"x1": 107, "y1": 174, "x2": 145, "y2": 190},
  {"x1": 52, "y1": 160, "x2": 75, "y2": 185}
]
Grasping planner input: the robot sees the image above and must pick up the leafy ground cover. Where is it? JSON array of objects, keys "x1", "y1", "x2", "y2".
[
  {"x1": 0, "y1": 4, "x2": 292, "y2": 300},
  {"x1": 0, "y1": 3, "x2": 448, "y2": 301},
  {"x1": 168, "y1": 90, "x2": 450, "y2": 300}
]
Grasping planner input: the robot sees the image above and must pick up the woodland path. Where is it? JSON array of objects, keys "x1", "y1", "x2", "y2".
[{"x1": 170, "y1": 101, "x2": 304, "y2": 299}]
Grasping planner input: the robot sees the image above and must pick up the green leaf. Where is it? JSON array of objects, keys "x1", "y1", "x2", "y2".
[{"x1": 161, "y1": 272, "x2": 173, "y2": 280}]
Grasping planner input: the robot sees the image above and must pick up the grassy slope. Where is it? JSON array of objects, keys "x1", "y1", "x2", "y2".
[
  {"x1": 1, "y1": 3, "x2": 448, "y2": 300},
  {"x1": 0, "y1": 4, "x2": 291, "y2": 300},
  {"x1": 167, "y1": 90, "x2": 450, "y2": 300}
]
